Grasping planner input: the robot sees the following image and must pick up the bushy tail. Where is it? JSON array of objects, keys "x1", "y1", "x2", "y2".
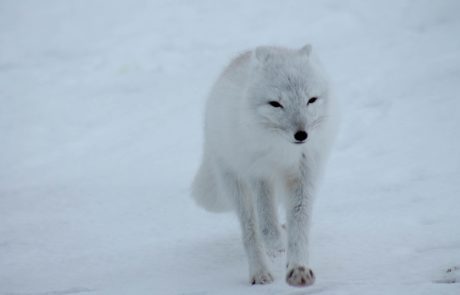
[{"x1": 191, "y1": 161, "x2": 232, "y2": 213}]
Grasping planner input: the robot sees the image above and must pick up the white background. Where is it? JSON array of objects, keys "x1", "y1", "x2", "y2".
[{"x1": 1, "y1": 0, "x2": 459, "y2": 294}]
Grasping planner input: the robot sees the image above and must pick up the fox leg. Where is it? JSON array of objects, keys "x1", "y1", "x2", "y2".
[
  {"x1": 253, "y1": 179, "x2": 284, "y2": 257},
  {"x1": 284, "y1": 162, "x2": 316, "y2": 287},
  {"x1": 221, "y1": 171, "x2": 273, "y2": 285}
]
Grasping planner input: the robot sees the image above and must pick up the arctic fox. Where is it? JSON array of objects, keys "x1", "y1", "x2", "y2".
[{"x1": 192, "y1": 45, "x2": 337, "y2": 287}]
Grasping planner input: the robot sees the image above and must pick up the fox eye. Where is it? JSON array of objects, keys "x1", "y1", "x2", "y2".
[
  {"x1": 269, "y1": 101, "x2": 283, "y2": 108},
  {"x1": 308, "y1": 97, "x2": 318, "y2": 104}
]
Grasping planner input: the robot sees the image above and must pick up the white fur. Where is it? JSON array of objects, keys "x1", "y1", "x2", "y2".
[{"x1": 192, "y1": 45, "x2": 338, "y2": 286}]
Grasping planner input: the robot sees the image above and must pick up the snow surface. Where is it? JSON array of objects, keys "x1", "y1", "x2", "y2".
[{"x1": 1, "y1": 0, "x2": 460, "y2": 294}]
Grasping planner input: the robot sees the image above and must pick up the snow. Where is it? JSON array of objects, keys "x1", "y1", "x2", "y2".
[{"x1": 1, "y1": 0, "x2": 460, "y2": 294}]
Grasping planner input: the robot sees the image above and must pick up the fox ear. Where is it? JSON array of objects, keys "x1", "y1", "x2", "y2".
[
  {"x1": 299, "y1": 44, "x2": 312, "y2": 57},
  {"x1": 254, "y1": 47, "x2": 273, "y2": 63}
]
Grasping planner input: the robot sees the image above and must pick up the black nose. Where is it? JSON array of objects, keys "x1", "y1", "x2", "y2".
[{"x1": 294, "y1": 130, "x2": 308, "y2": 142}]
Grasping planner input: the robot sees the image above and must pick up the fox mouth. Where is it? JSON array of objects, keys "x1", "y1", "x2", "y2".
[{"x1": 293, "y1": 141, "x2": 305, "y2": 145}]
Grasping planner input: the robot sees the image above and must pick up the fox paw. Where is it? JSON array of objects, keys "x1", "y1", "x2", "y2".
[
  {"x1": 250, "y1": 270, "x2": 274, "y2": 285},
  {"x1": 286, "y1": 265, "x2": 315, "y2": 287}
]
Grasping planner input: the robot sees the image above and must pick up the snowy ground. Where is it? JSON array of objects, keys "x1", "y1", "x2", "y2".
[{"x1": 1, "y1": 0, "x2": 460, "y2": 294}]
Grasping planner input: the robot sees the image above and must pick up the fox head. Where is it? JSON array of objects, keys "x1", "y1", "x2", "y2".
[{"x1": 245, "y1": 45, "x2": 331, "y2": 145}]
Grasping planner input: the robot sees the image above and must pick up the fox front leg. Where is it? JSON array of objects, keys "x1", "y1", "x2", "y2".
[
  {"x1": 253, "y1": 179, "x2": 284, "y2": 257},
  {"x1": 284, "y1": 162, "x2": 316, "y2": 287},
  {"x1": 222, "y1": 171, "x2": 274, "y2": 285}
]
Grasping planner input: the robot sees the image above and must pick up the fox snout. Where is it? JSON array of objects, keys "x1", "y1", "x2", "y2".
[{"x1": 294, "y1": 130, "x2": 308, "y2": 144}]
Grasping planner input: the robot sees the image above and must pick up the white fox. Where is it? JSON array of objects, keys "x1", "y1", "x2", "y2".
[{"x1": 192, "y1": 45, "x2": 338, "y2": 287}]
